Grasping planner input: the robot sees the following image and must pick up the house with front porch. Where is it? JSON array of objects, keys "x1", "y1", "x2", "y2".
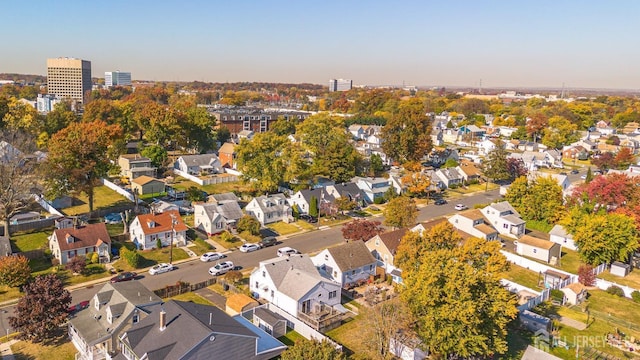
[
  {"x1": 193, "y1": 201, "x2": 243, "y2": 235},
  {"x1": 174, "y1": 154, "x2": 223, "y2": 175},
  {"x1": 68, "y1": 281, "x2": 162, "y2": 360},
  {"x1": 49, "y1": 223, "x2": 112, "y2": 265},
  {"x1": 288, "y1": 188, "x2": 335, "y2": 216},
  {"x1": 353, "y1": 176, "x2": 392, "y2": 203},
  {"x1": 245, "y1": 194, "x2": 292, "y2": 225},
  {"x1": 312, "y1": 241, "x2": 378, "y2": 288},
  {"x1": 365, "y1": 228, "x2": 408, "y2": 283},
  {"x1": 129, "y1": 210, "x2": 188, "y2": 250},
  {"x1": 480, "y1": 201, "x2": 525, "y2": 237}
]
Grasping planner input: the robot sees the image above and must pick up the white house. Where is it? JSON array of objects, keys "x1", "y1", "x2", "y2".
[
  {"x1": 480, "y1": 201, "x2": 525, "y2": 237},
  {"x1": 312, "y1": 241, "x2": 378, "y2": 288},
  {"x1": 549, "y1": 224, "x2": 577, "y2": 251},
  {"x1": 174, "y1": 154, "x2": 223, "y2": 175},
  {"x1": 193, "y1": 201, "x2": 243, "y2": 235},
  {"x1": 288, "y1": 188, "x2": 334, "y2": 216},
  {"x1": 447, "y1": 209, "x2": 499, "y2": 241},
  {"x1": 353, "y1": 176, "x2": 393, "y2": 203},
  {"x1": 245, "y1": 194, "x2": 292, "y2": 225},
  {"x1": 477, "y1": 139, "x2": 498, "y2": 156},
  {"x1": 516, "y1": 235, "x2": 562, "y2": 264},
  {"x1": 49, "y1": 223, "x2": 112, "y2": 265},
  {"x1": 434, "y1": 168, "x2": 464, "y2": 188},
  {"x1": 249, "y1": 254, "x2": 342, "y2": 318},
  {"x1": 129, "y1": 210, "x2": 188, "y2": 250}
]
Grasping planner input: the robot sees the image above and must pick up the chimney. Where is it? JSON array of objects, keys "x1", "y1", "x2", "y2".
[
  {"x1": 209, "y1": 312, "x2": 212, "y2": 326},
  {"x1": 159, "y1": 308, "x2": 166, "y2": 331}
]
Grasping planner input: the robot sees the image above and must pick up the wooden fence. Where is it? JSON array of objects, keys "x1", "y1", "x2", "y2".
[{"x1": 153, "y1": 278, "x2": 218, "y2": 298}]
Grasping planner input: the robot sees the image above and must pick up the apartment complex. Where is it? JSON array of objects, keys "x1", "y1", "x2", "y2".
[
  {"x1": 105, "y1": 71, "x2": 132, "y2": 87},
  {"x1": 328, "y1": 78, "x2": 352, "y2": 92},
  {"x1": 208, "y1": 107, "x2": 311, "y2": 135},
  {"x1": 46, "y1": 57, "x2": 92, "y2": 104}
]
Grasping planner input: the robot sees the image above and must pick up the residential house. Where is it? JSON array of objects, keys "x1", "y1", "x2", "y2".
[
  {"x1": 480, "y1": 201, "x2": 525, "y2": 237},
  {"x1": 497, "y1": 126, "x2": 518, "y2": 138},
  {"x1": 365, "y1": 228, "x2": 407, "y2": 283},
  {"x1": 148, "y1": 199, "x2": 180, "y2": 214},
  {"x1": 562, "y1": 145, "x2": 589, "y2": 161},
  {"x1": 193, "y1": 201, "x2": 243, "y2": 235},
  {"x1": 129, "y1": 210, "x2": 188, "y2": 250},
  {"x1": 455, "y1": 159, "x2": 482, "y2": 183},
  {"x1": 174, "y1": 154, "x2": 223, "y2": 175},
  {"x1": 560, "y1": 283, "x2": 587, "y2": 306},
  {"x1": 543, "y1": 149, "x2": 564, "y2": 168},
  {"x1": 237, "y1": 129, "x2": 255, "y2": 140},
  {"x1": 325, "y1": 182, "x2": 368, "y2": 208},
  {"x1": 245, "y1": 194, "x2": 292, "y2": 225},
  {"x1": 530, "y1": 172, "x2": 570, "y2": 192},
  {"x1": 578, "y1": 139, "x2": 598, "y2": 152},
  {"x1": 458, "y1": 125, "x2": 485, "y2": 141},
  {"x1": 118, "y1": 154, "x2": 156, "y2": 180},
  {"x1": 622, "y1": 121, "x2": 640, "y2": 134},
  {"x1": 208, "y1": 192, "x2": 240, "y2": 205},
  {"x1": 348, "y1": 124, "x2": 366, "y2": 140},
  {"x1": 218, "y1": 142, "x2": 238, "y2": 169},
  {"x1": 288, "y1": 188, "x2": 334, "y2": 216},
  {"x1": 353, "y1": 176, "x2": 392, "y2": 203},
  {"x1": 130, "y1": 176, "x2": 165, "y2": 196},
  {"x1": 49, "y1": 223, "x2": 111, "y2": 265},
  {"x1": 434, "y1": 168, "x2": 464, "y2": 188},
  {"x1": 476, "y1": 139, "x2": 498, "y2": 156},
  {"x1": 388, "y1": 175, "x2": 407, "y2": 196},
  {"x1": 549, "y1": 224, "x2": 576, "y2": 251},
  {"x1": 68, "y1": 281, "x2": 162, "y2": 360},
  {"x1": 516, "y1": 235, "x2": 562, "y2": 264},
  {"x1": 448, "y1": 209, "x2": 499, "y2": 241},
  {"x1": 249, "y1": 254, "x2": 342, "y2": 320},
  {"x1": 118, "y1": 300, "x2": 286, "y2": 360},
  {"x1": 312, "y1": 241, "x2": 378, "y2": 288},
  {"x1": 426, "y1": 148, "x2": 459, "y2": 167}
]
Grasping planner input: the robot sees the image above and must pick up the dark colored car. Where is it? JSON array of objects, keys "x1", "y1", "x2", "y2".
[
  {"x1": 299, "y1": 214, "x2": 318, "y2": 223},
  {"x1": 110, "y1": 271, "x2": 137, "y2": 283},
  {"x1": 260, "y1": 236, "x2": 278, "y2": 248},
  {"x1": 434, "y1": 198, "x2": 447, "y2": 205},
  {"x1": 570, "y1": 169, "x2": 579, "y2": 174},
  {"x1": 67, "y1": 300, "x2": 90, "y2": 314}
]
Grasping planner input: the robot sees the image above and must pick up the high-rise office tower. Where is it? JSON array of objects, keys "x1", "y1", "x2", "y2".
[
  {"x1": 46, "y1": 57, "x2": 92, "y2": 104},
  {"x1": 105, "y1": 71, "x2": 132, "y2": 87}
]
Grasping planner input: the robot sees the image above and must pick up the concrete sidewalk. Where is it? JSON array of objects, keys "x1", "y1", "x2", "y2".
[{"x1": 0, "y1": 339, "x2": 17, "y2": 360}]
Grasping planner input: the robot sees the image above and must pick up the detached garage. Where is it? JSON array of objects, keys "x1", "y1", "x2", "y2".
[{"x1": 131, "y1": 176, "x2": 165, "y2": 195}]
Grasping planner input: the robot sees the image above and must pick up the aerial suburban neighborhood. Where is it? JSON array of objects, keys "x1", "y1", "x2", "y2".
[{"x1": 1, "y1": 3, "x2": 640, "y2": 360}]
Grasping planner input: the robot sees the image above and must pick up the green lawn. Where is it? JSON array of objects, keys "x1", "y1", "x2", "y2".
[
  {"x1": 189, "y1": 238, "x2": 214, "y2": 256},
  {"x1": 112, "y1": 247, "x2": 190, "y2": 272},
  {"x1": 502, "y1": 264, "x2": 543, "y2": 290},
  {"x1": 11, "y1": 230, "x2": 52, "y2": 252},
  {"x1": 555, "y1": 249, "x2": 584, "y2": 274},
  {"x1": 105, "y1": 223, "x2": 125, "y2": 237},
  {"x1": 325, "y1": 315, "x2": 366, "y2": 358},
  {"x1": 0, "y1": 285, "x2": 23, "y2": 304},
  {"x1": 170, "y1": 177, "x2": 252, "y2": 195},
  {"x1": 170, "y1": 292, "x2": 215, "y2": 305},
  {"x1": 211, "y1": 233, "x2": 243, "y2": 250},
  {"x1": 599, "y1": 269, "x2": 640, "y2": 290},
  {"x1": 278, "y1": 330, "x2": 306, "y2": 347},
  {"x1": 266, "y1": 222, "x2": 301, "y2": 236},
  {"x1": 525, "y1": 220, "x2": 553, "y2": 233},
  {"x1": 11, "y1": 337, "x2": 76, "y2": 360},
  {"x1": 64, "y1": 185, "x2": 132, "y2": 215}
]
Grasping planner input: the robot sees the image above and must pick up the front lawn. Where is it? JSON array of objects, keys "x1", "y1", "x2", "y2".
[
  {"x1": 112, "y1": 246, "x2": 190, "y2": 272},
  {"x1": 64, "y1": 185, "x2": 132, "y2": 215},
  {"x1": 294, "y1": 220, "x2": 316, "y2": 231},
  {"x1": 266, "y1": 222, "x2": 301, "y2": 236},
  {"x1": 11, "y1": 337, "x2": 76, "y2": 360},
  {"x1": 0, "y1": 285, "x2": 23, "y2": 304},
  {"x1": 11, "y1": 229, "x2": 52, "y2": 252},
  {"x1": 211, "y1": 233, "x2": 243, "y2": 250}
]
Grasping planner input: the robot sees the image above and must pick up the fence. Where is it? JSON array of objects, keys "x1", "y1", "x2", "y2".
[
  {"x1": 594, "y1": 278, "x2": 638, "y2": 298},
  {"x1": 153, "y1": 278, "x2": 218, "y2": 298},
  {"x1": 34, "y1": 194, "x2": 64, "y2": 217},
  {"x1": 101, "y1": 178, "x2": 137, "y2": 203},
  {"x1": 501, "y1": 250, "x2": 578, "y2": 288},
  {"x1": 20, "y1": 249, "x2": 46, "y2": 260},
  {"x1": 592, "y1": 263, "x2": 607, "y2": 276},
  {"x1": 518, "y1": 288, "x2": 551, "y2": 312},
  {"x1": 173, "y1": 169, "x2": 239, "y2": 186},
  {"x1": 9, "y1": 217, "x2": 58, "y2": 234}
]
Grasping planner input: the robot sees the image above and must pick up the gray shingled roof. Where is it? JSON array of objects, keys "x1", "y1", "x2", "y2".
[
  {"x1": 178, "y1": 154, "x2": 220, "y2": 167},
  {"x1": 259, "y1": 254, "x2": 338, "y2": 301},
  {"x1": 210, "y1": 192, "x2": 240, "y2": 203},
  {"x1": 327, "y1": 241, "x2": 377, "y2": 272},
  {"x1": 489, "y1": 201, "x2": 521, "y2": 217}
]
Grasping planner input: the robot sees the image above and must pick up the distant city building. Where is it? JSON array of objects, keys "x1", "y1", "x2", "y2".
[
  {"x1": 105, "y1": 71, "x2": 132, "y2": 87},
  {"x1": 208, "y1": 107, "x2": 311, "y2": 136},
  {"x1": 329, "y1": 78, "x2": 353, "y2": 92},
  {"x1": 46, "y1": 57, "x2": 92, "y2": 104},
  {"x1": 36, "y1": 94, "x2": 62, "y2": 114}
]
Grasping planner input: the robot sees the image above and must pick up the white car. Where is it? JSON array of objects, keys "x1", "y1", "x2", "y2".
[
  {"x1": 149, "y1": 263, "x2": 175, "y2": 275},
  {"x1": 239, "y1": 243, "x2": 260, "y2": 253},
  {"x1": 208, "y1": 261, "x2": 234, "y2": 276},
  {"x1": 454, "y1": 204, "x2": 468, "y2": 211},
  {"x1": 580, "y1": 174, "x2": 587, "y2": 180},
  {"x1": 277, "y1": 247, "x2": 300, "y2": 257},
  {"x1": 200, "y1": 252, "x2": 224, "y2": 262}
]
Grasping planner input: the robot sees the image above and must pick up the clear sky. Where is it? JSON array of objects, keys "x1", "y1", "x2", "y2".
[{"x1": 1, "y1": 0, "x2": 638, "y2": 89}]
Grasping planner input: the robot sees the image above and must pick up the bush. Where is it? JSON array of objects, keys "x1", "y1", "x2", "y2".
[
  {"x1": 632, "y1": 291, "x2": 640, "y2": 303},
  {"x1": 240, "y1": 231, "x2": 261, "y2": 243},
  {"x1": 550, "y1": 289, "x2": 564, "y2": 301},
  {"x1": 156, "y1": 237, "x2": 163, "y2": 250},
  {"x1": 220, "y1": 231, "x2": 235, "y2": 243},
  {"x1": 121, "y1": 247, "x2": 142, "y2": 269},
  {"x1": 606, "y1": 285, "x2": 625, "y2": 297},
  {"x1": 448, "y1": 183, "x2": 459, "y2": 189},
  {"x1": 0, "y1": 255, "x2": 31, "y2": 287},
  {"x1": 237, "y1": 215, "x2": 261, "y2": 236},
  {"x1": 224, "y1": 270, "x2": 242, "y2": 284},
  {"x1": 66, "y1": 256, "x2": 87, "y2": 274},
  {"x1": 90, "y1": 252, "x2": 99, "y2": 264},
  {"x1": 373, "y1": 197, "x2": 385, "y2": 205}
]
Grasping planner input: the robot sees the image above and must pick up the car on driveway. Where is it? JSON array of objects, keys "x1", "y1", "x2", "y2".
[
  {"x1": 259, "y1": 237, "x2": 278, "y2": 248},
  {"x1": 110, "y1": 271, "x2": 137, "y2": 283},
  {"x1": 454, "y1": 204, "x2": 468, "y2": 211},
  {"x1": 149, "y1": 263, "x2": 175, "y2": 275},
  {"x1": 200, "y1": 252, "x2": 225, "y2": 262},
  {"x1": 208, "y1": 261, "x2": 234, "y2": 276},
  {"x1": 239, "y1": 243, "x2": 260, "y2": 253},
  {"x1": 434, "y1": 198, "x2": 447, "y2": 205},
  {"x1": 570, "y1": 169, "x2": 579, "y2": 174},
  {"x1": 67, "y1": 300, "x2": 90, "y2": 314}
]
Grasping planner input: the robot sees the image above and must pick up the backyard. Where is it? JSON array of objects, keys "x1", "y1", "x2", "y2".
[
  {"x1": 502, "y1": 264, "x2": 543, "y2": 291},
  {"x1": 169, "y1": 177, "x2": 253, "y2": 196},
  {"x1": 63, "y1": 185, "x2": 132, "y2": 216},
  {"x1": 598, "y1": 269, "x2": 640, "y2": 290}
]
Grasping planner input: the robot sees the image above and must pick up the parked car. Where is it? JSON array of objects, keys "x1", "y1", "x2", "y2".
[
  {"x1": 277, "y1": 247, "x2": 300, "y2": 257},
  {"x1": 149, "y1": 263, "x2": 175, "y2": 275},
  {"x1": 434, "y1": 198, "x2": 447, "y2": 205},
  {"x1": 299, "y1": 214, "x2": 318, "y2": 223},
  {"x1": 580, "y1": 174, "x2": 587, "y2": 180},
  {"x1": 200, "y1": 252, "x2": 225, "y2": 262},
  {"x1": 259, "y1": 237, "x2": 278, "y2": 248},
  {"x1": 208, "y1": 261, "x2": 234, "y2": 276},
  {"x1": 67, "y1": 300, "x2": 90, "y2": 314},
  {"x1": 110, "y1": 271, "x2": 137, "y2": 283},
  {"x1": 570, "y1": 169, "x2": 580, "y2": 174},
  {"x1": 239, "y1": 243, "x2": 260, "y2": 253},
  {"x1": 454, "y1": 204, "x2": 468, "y2": 211}
]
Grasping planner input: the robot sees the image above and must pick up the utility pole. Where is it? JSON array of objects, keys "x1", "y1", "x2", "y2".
[{"x1": 169, "y1": 213, "x2": 177, "y2": 264}]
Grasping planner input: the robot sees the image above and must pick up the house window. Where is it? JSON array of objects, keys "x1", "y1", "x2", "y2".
[
  {"x1": 369, "y1": 265, "x2": 373, "y2": 271},
  {"x1": 324, "y1": 254, "x2": 329, "y2": 261},
  {"x1": 503, "y1": 224, "x2": 508, "y2": 229},
  {"x1": 262, "y1": 271, "x2": 265, "y2": 277},
  {"x1": 132, "y1": 313, "x2": 139, "y2": 323},
  {"x1": 255, "y1": 281, "x2": 259, "y2": 289},
  {"x1": 533, "y1": 249, "x2": 537, "y2": 254},
  {"x1": 270, "y1": 290, "x2": 274, "y2": 297},
  {"x1": 329, "y1": 290, "x2": 337, "y2": 299},
  {"x1": 375, "y1": 239, "x2": 379, "y2": 246}
]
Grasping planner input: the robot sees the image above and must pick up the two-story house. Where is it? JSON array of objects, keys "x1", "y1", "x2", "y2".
[
  {"x1": 353, "y1": 176, "x2": 392, "y2": 203},
  {"x1": 448, "y1": 209, "x2": 499, "y2": 241},
  {"x1": 365, "y1": 228, "x2": 408, "y2": 283},
  {"x1": 68, "y1": 281, "x2": 162, "y2": 360},
  {"x1": 288, "y1": 188, "x2": 335, "y2": 216},
  {"x1": 49, "y1": 223, "x2": 112, "y2": 265},
  {"x1": 174, "y1": 154, "x2": 223, "y2": 175},
  {"x1": 250, "y1": 254, "x2": 341, "y2": 318},
  {"x1": 245, "y1": 194, "x2": 292, "y2": 225},
  {"x1": 218, "y1": 142, "x2": 238, "y2": 169},
  {"x1": 480, "y1": 201, "x2": 526, "y2": 237},
  {"x1": 325, "y1": 182, "x2": 368, "y2": 208},
  {"x1": 118, "y1": 154, "x2": 157, "y2": 180},
  {"x1": 129, "y1": 210, "x2": 188, "y2": 250},
  {"x1": 312, "y1": 241, "x2": 377, "y2": 288},
  {"x1": 118, "y1": 300, "x2": 286, "y2": 360},
  {"x1": 193, "y1": 201, "x2": 243, "y2": 235}
]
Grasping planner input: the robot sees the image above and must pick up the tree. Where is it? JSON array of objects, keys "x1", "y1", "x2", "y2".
[
  {"x1": 504, "y1": 176, "x2": 529, "y2": 213},
  {"x1": 186, "y1": 186, "x2": 206, "y2": 202},
  {"x1": 236, "y1": 215, "x2": 261, "y2": 236},
  {"x1": 0, "y1": 255, "x2": 31, "y2": 288},
  {"x1": 43, "y1": 101, "x2": 77, "y2": 136},
  {"x1": 9, "y1": 274, "x2": 72, "y2": 342},
  {"x1": 398, "y1": 230, "x2": 518, "y2": 358},
  {"x1": 585, "y1": 167, "x2": 593, "y2": 183},
  {"x1": 215, "y1": 126, "x2": 231, "y2": 145},
  {"x1": 592, "y1": 152, "x2": 615, "y2": 171},
  {"x1": 369, "y1": 153, "x2": 384, "y2": 177},
  {"x1": 521, "y1": 176, "x2": 566, "y2": 224},
  {"x1": 341, "y1": 219, "x2": 384, "y2": 242},
  {"x1": 380, "y1": 98, "x2": 432, "y2": 163},
  {"x1": 482, "y1": 140, "x2": 510, "y2": 185},
  {"x1": 569, "y1": 173, "x2": 640, "y2": 212},
  {"x1": 309, "y1": 196, "x2": 319, "y2": 218},
  {"x1": 357, "y1": 299, "x2": 413, "y2": 360},
  {"x1": 280, "y1": 338, "x2": 345, "y2": 360},
  {"x1": 542, "y1": 115, "x2": 578, "y2": 149},
  {"x1": 65, "y1": 256, "x2": 87, "y2": 274},
  {"x1": 140, "y1": 144, "x2": 168, "y2": 168},
  {"x1": 270, "y1": 116, "x2": 297, "y2": 136},
  {"x1": 578, "y1": 264, "x2": 596, "y2": 286},
  {"x1": 2, "y1": 97, "x2": 43, "y2": 135},
  {"x1": 335, "y1": 196, "x2": 356, "y2": 214},
  {"x1": 506, "y1": 157, "x2": 528, "y2": 180},
  {"x1": 526, "y1": 112, "x2": 548, "y2": 142},
  {"x1": 442, "y1": 158, "x2": 458, "y2": 168},
  {"x1": 41, "y1": 121, "x2": 123, "y2": 215},
  {"x1": 235, "y1": 132, "x2": 293, "y2": 192},
  {"x1": 572, "y1": 212, "x2": 638, "y2": 265},
  {"x1": 383, "y1": 196, "x2": 417, "y2": 229},
  {"x1": 614, "y1": 147, "x2": 636, "y2": 169}
]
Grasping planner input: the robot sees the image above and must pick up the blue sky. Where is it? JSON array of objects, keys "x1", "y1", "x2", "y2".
[{"x1": 1, "y1": 1, "x2": 638, "y2": 89}]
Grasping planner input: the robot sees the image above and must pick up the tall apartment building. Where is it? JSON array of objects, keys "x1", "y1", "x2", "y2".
[
  {"x1": 328, "y1": 78, "x2": 353, "y2": 92},
  {"x1": 46, "y1": 57, "x2": 92, "y2": 104},
  {"x1": 105, "y1": 71, "x2": 132, "y2": 87}
]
